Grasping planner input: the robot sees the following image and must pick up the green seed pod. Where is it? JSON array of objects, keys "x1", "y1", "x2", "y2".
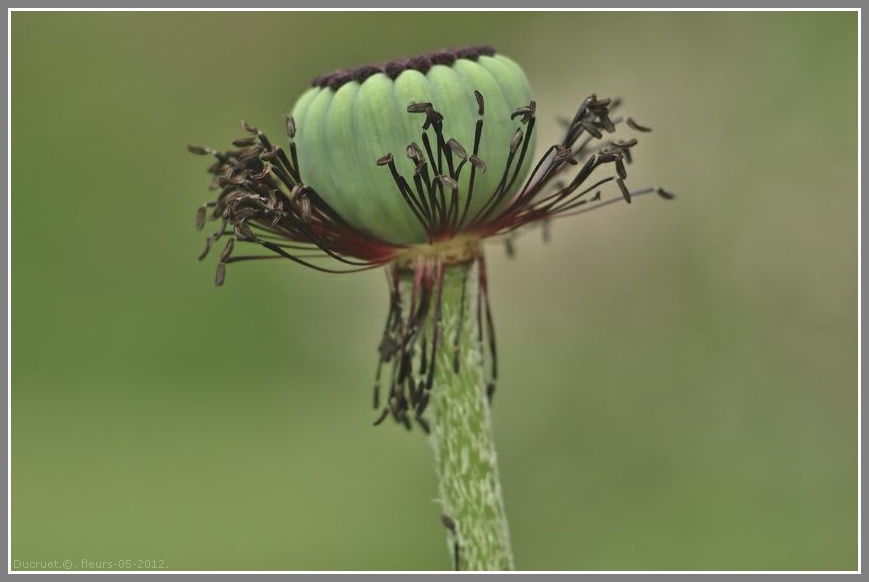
[{"x1": 290, "y1": 48, "x2": 536, "y2": 245}]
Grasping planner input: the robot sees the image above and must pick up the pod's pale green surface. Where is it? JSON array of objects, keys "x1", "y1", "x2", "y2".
[{"x1": 291, "y1": 54, "x2": 536, "y2": 245}]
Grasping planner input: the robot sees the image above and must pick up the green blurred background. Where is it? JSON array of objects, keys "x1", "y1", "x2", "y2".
[{"x1": 11, "y1": 11, "x2": 857, "y2": 571}]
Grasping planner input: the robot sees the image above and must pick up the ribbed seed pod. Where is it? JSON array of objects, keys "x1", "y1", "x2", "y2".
[{"x1": 290, "y1": 49, "x2": 535, "y2": 245}]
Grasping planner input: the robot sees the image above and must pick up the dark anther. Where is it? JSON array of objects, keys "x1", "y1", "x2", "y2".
[
  {"x1": 397, "y1": 352, "x2": 412, "y2": 384},
  {"x1": 615, "y1": 157, "x2": 627, "y2": 180},
  {"x1": 509, "y1": 129, "x2": 523, "y2": 153},
  {"x1": 407, "y1": 101, "x2": 433, "y2": 114},
  {"x1": 260, "y1": 146, "x2": 280, "y2": 161},
  {"x1": 580, "y1": 119, "x2": 603, "y2": 139},
  {"x1": 612, "y1": 139, "x2": 637, "y2": 164},
  {"x1": 406, "y1": 143, "x2": 425, "y2": 163},
  {"x1": 626, "y1": 117, "x2": 652, "y2": 132},
  {"x1": 594, "y1": 113, "x2": 616, "y2": 134},
  {"x1": 441, "y1": 515, "x2": 460, "y2": 571},
  {"x1": 285, "y1": 115, "x2": 296, "y2": 139},
  {"x1": 505, "y1": 237, "x2": 515, "y2": 257},
  {"x1": 249, "y1": 162, "x2": 272, "y2": 180},
  {"x1": 219, "y1": 238, "x2": 235, "y2": 262},
  {"x1": 234, "y1": 222, "x2": 254, "y2": 241},
  {"x1": 240, "y1": 120, "x2": 258, "y2": 134},
  {"x1": 469, "y1": 155, "x2": 487, "y2": 172},
  {"x1": 447, "y1": 139, "x2": 468, "y2": 160},
  {"x1": 438, "y1": 175, "x2": 458, "y2": 190},
  {"x1": 426, "y1": 108, "x2": 444, "y2": 125},
  {"x1": 187, "y1": 144, "x2": 212, "y2": 156},
  {"x1": 474, "y1": 90, "x2": 485, "y2": 116},
  {"x1": 486, "y1": 382, "x2": 496, "y2": 404},
  {"x1": 376, "y1": 153, "x2": 394, "y2": 166},
  {"x1": 232, "y1": 137, "x2": 257, "y2": 148},
  {"x1": 617, "y1": 178, "x2": 632, "y2": 204},
  {"x1": 414, "y1": 376, "x2": 426, "y2": 402},
  {"x1": 588, "y1": 96, "x2": 611, "y2": 109},
  {"x1": 656, "y1": 187, "x2": 676, "y2": 200},
  {"x1": 621, "y1": 149, "x2": 633, "y2": 164},
  {"x1": 510, "y1": 101, "x2": 536, "y2": 124},
  {"x1": 214, "y1": 262, "x2": 226, "y2": 287},
  {"x1": 373, "y1": 381, "x2": 381, "y2": 409},
  {"x1": 378, "y1": 335, "x2": 398, "y2": 361},
  {"x1": 417, "y1": 391, "x2": 430, "y2": 417},
  {"x1": 218, "y1": 174, "x2": 245, "y2": 188},
  {"x1": 196, "y1": 206, "x2": 207, "y2": 230},
  {"x1": 600, "y1": 114, "x2": 617, "y2": 133},
  {"x1": 373, "y1": 407, "x2": 390, "y2": 426},
  {"x1": 237, "y1": 147, "x2": 262, "y2": 163},
  {"x1": 197, "y1": 237, "x2": 213, "y2": 261}
]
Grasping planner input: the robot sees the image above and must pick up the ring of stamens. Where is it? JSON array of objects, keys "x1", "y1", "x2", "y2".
[{"x1": 190, "y1": 81, "x2": 674, "y2": 432}]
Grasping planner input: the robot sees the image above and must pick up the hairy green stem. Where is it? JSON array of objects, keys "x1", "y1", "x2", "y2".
[{"x1": 424, "y1": 259, "x2": 513, "y2": 571}]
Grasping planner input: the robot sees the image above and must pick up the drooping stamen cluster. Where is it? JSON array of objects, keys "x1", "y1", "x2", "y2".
[
  {"x1": 191, "y1": 87, "x2": 672, "y2": 431},
  {"x1": 370, "y1": 252, "x2": 499, "y2": 434},
  {"x1": 190, "y1": 120, "x2": 402, "y2": 284}
]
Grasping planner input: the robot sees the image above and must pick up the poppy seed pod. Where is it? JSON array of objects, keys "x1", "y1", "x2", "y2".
[{"x1": 290, "y1": 47, "x2": 536, "y2": 244}]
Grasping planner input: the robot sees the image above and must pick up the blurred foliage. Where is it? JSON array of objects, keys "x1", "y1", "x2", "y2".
[{"x1": 11, "y1": 11, "x2": 856, "y2": 571}]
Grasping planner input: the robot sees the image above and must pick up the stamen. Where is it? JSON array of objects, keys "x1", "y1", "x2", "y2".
[
  {"x1": 219, "y1": 238, "x2": 235, "y2": 262},
  {"x1": 437, "y1": 174, "x2": 458, "y2": 190},
  {"x1": 441, "y1": 514, "x2": 461, "y2": 571},
  {"x1": 617, "y1": 177, "x2": 632, "y2": 204},
  {"x1": 214, "y1": 262, "x2": 226, "y2": 286},
  {"x1": 197, "y1": 237, "x2": 213, "y2": 261},
  {"x1": 232, "y1": 137, "x2": 258, "y2": 148},
  {"x1": 195, "y1": 206, "x2": 207, "y2": 230},
  {"x1": 447, "y1": 139, "x2": 468, "y2": 161},
  {"x1": 477, "y1": 254, "x2": 498, "y2": 390},
  {"x1": 416, "y1": 390, "x2": 430, "y2": 417},
  {"x1": 626, "y1": 117, "x2": 652, "y2": 132},
  {"x1": 510, "y1": 101, "x2": 535, "y2": 125},
  {"x1": 656, "y1": 187, "x2": 676, "y2": 200},
  {"x1": 579, "y1": 119, "x2": 603, "y2": 139},
  {"x1": 615, "y1": 156, "x2": 627, "y2": 180},
  {"x1": 187, "y1": 144, "x2": 213, "y2": 156},
  {"x1": 373, "y1": 406, "x2": 390, "y2": 426},
  {"x1": 468, "y1": 155, "x2": 486, "y2": 172}
]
